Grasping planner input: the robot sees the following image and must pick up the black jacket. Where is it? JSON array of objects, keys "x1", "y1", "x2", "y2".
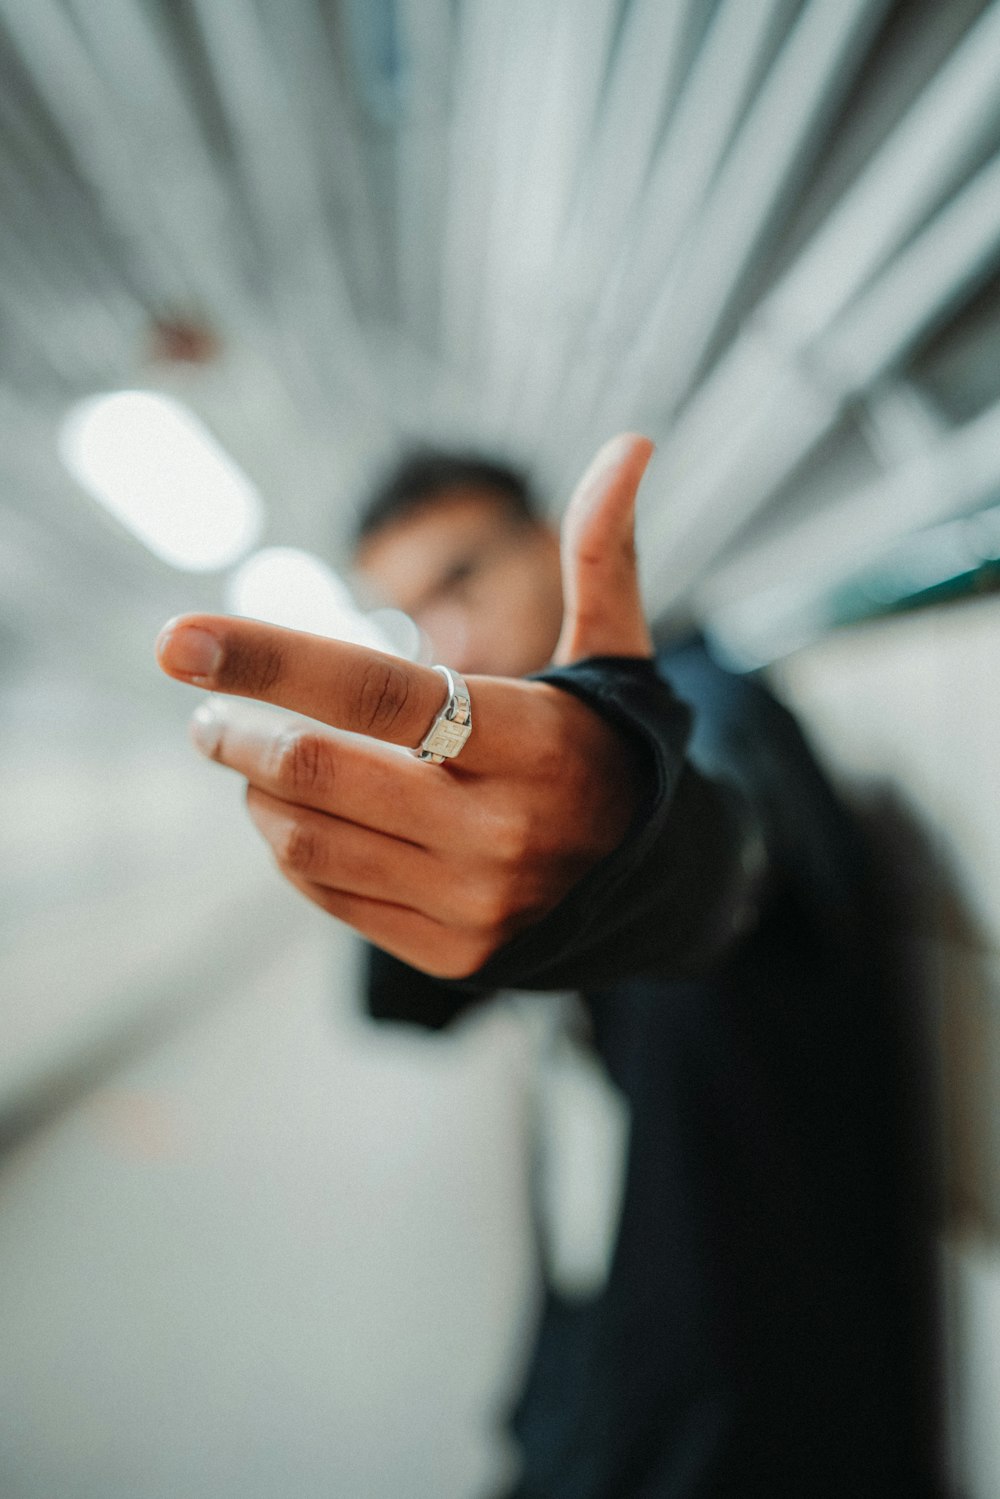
[{"x1": 366, "y1": 639, "x2": 942, "y2": 1497}]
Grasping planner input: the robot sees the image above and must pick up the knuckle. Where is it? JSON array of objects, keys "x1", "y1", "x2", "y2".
[
  {"x1": 528, "y1": 694, "x2": 582, "y2": 780},
  {"x1": 529, "y1": 733, "x2": 566, "y2": 784},
  {"x1": 220, "y1": 637, "x2": 284, "y2": 697},
  {"x1": 493, "y1": 807, "x2": 536, "y2": 865},
  {"x1": 436, "y1": 933, "x2": 501, "y2": 980},
  {"x1": 356, "y1": 658, "x2": 411, "y2": 737},
  {"x1": 537, "y1": 697, "x2": 607, "y2": 798},
  {"x1": 278, "y1": 818, "x2": 320, "y2": 875},
  {"x1": 467, "y1": 927, "x2": 507, "y2": 970},
  {"x1": 464, "y1": 886, "x2": 509, "y2": 933},
  {"x1": 459, "y1": 870, "x2": 529, "y2": 936},
  {"x1": 271, "y1": 730, "x2": 333, "y2": 799},
  {"x1": 555, "y1": 751, "x2": 591, "y2": 813}
]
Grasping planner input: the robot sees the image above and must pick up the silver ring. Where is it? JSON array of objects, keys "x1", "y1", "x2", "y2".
[{"x1": 413, "y1": 665, "x2": 472, "y2": 764}]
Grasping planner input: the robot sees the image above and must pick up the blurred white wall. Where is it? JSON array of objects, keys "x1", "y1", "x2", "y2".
[
  {"x1": 0, "y1": 647, "x2": 547, "y2": 1498},
  {"x1": 0, "y1": 876, "x2": 543, "y2": 1499},
  {"x1": 772, "y1": 592, "x2": 1000, "y2": 1499}
]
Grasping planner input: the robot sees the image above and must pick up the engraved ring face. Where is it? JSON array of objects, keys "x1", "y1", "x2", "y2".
[{"x1": 413, "y1": 665, "x2": 473, "y2": 764}]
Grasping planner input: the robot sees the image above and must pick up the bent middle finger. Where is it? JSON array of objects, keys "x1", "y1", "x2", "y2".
[
  {"x1": 246, "y1": 785, "x2": 440, "y2": 910},
  {"x1": 192, "y1": 698, "x2": 451, "y2": 844}
]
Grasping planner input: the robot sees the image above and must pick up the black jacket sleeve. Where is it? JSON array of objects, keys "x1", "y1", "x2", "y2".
[{"x1": 465, "y1": 654, "x2": 767, "y2": 991}]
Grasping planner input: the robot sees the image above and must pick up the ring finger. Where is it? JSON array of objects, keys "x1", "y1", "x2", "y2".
[{"x1": 246, "y1": 785, "x2": 445, "y2": 915}]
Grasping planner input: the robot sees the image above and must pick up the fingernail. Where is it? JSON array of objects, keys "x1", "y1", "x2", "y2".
[
  {"x1": 582, "y1": 434, "x2": 645, "y2": 494},
  {"x1": 158, "y1": 625, "x2": 224, "y2": 680},
  {"x1": 584, "y1": 439, "x2": 625, "y2": 487},
  {"x1": 190, "y1": 701, "x2": 222, "y2": 757},
  {"x1": 601, "y1": 432, "x2": 654, "y2": 470}
]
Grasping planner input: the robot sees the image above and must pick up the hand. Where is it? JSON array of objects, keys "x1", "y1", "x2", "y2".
[{"x1": 155, "y1": 434, "x2": 654, "y2": 978}]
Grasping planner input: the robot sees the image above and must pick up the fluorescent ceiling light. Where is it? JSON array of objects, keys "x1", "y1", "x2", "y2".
[
  {"x1": 226, "y1": 546, "x2": 415, "y2": 655},
  {"x1": 59, "y1": 389, "x2": 263, "y2": 570}
]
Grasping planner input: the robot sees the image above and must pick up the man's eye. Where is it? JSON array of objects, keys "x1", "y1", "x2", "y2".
[{"x1": 440, "y1": 560, "x2": 476, "y2": 593}]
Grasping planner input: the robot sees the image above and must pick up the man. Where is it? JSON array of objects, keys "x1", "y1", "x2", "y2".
[{"x1": 157, "y1": 435, "x2": 939, "y2": 1495}]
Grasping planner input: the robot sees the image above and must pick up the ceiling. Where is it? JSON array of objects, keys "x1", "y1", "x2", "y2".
[
  {"x1": 2, "y1": 0, "x2": 1000, "y2": 1175},
  {"x1": 0, "y1": 0, "x2": 999, "y2": 680}
]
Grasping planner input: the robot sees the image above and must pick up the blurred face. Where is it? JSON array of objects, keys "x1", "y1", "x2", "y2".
[{"x1": 355, "y1": 484, "x2": 564, "y2": 677}]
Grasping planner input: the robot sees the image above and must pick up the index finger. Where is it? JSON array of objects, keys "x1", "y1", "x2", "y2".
[{"x1": 155, "y1": 613, "x2": 469, "y2": 758}]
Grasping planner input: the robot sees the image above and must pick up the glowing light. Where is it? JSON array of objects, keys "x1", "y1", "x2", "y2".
[
  {"x1": 226, "y1": 547, "x2": 412, "y2": 654},
  {"x1": 59, "y1": 390, "x2": 263, "y2": 570},
  {"x1": 368, "y1": 607, "x2": 424, "y2": 661}
]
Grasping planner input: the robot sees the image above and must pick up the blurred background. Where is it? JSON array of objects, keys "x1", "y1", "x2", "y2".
[{"x1": 1, "y1": 1, "x2": 1000, "y2": 1494}]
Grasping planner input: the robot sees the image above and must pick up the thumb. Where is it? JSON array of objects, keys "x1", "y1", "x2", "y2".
[{"x1": 553, "y1": 432, "x2": 655, "y2": 666}]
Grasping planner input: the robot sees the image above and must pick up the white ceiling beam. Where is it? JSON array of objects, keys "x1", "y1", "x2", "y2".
[
  {"x1": 438, "y1": 0, "x2": 526, "y2": 381},
  {"x1": 820, "y1": 150, "x2": 1000, "y2": 391},
  {"x1": 596, "y1": 0, "x2": 796, "y2": 353},
  {"x1": 553, "y1": 0, "x2": 699, "y2": 314},
  {"x1": 483, "y1": 0, "x2": 622, "y2": 440},
  {"x1": 703, "y1": 391, "x2": 1000, "y2": 662},
  {"x1": 764, "y1": 0, "x2": 1000, "y2": 351},
  {"x1": 637, "y1": 146, "x2": 1000, "y2": 614},
  {"x1": 509, "y1": 0, "x2": 722, "y2": 465},
  {"x1": 394, "y1": 0, "x2": 454, "y2": 354},
  {"x1": 60, "y1": 0, "x2": 260, "y2": 316},
  {"x1": 266, "y1": 0, "x2": 394, "y2": 326},
  {"x1": 633, "y1": 0, "x2": 1000, "y2": 611},
  {"x1": 185, "y1": 0, "x2": 385, "y2": 436},
  {"x1": 603, "y1": 0, "x2": 892, "y2": 435},
  {"x1": 0, "y1": 0, "x2": 195, "y2": 306}
]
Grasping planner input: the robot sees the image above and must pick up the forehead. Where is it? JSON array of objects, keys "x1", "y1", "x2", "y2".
[{"x1": 355, "y1": 485, "x2": 524, "y2": 607}]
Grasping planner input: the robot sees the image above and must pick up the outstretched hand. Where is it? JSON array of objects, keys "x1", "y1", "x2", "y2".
[{"x1": 156, "y1": 434, "x2": 654, "y2": 978}]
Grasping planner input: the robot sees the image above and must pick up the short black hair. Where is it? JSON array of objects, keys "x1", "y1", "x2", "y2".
[{"x1": 355, "y1": 449, "x2": 538, "y2": 546}]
